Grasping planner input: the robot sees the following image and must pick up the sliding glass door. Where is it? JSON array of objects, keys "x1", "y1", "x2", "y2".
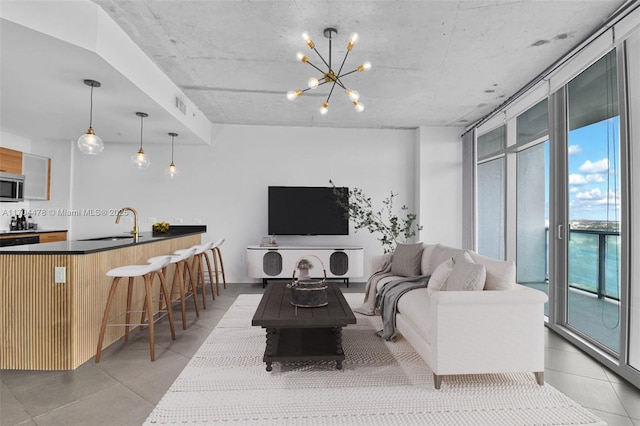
[{"x1": 565, "y1": 50, "x2": 621, "y2": 354}]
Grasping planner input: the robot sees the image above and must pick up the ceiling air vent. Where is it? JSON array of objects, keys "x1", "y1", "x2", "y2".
[{"x1": 175, "y1": 97, "x2": 186, "y2": 115}]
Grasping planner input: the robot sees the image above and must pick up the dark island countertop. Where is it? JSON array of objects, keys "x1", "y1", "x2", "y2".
[
  {"x1": 0, "y1": 229, "x2": 68, "y2": 236},
  {"x1": 0, "y1": 225, "x2": 206, "y2": 255}
]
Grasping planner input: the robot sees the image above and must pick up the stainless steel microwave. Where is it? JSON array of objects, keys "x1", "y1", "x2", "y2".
[{"x1": 0, "y1": 172, "x2": 25, "y2": 202}]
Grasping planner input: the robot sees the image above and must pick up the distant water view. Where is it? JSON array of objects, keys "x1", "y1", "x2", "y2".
[{"x1": 568, "y1": 221, "x2": 620, "y2": 300}]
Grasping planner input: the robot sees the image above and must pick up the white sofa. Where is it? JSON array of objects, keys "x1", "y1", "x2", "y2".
[{"x1": 370, "y1": 244, "x2": 548, "y2": 389}]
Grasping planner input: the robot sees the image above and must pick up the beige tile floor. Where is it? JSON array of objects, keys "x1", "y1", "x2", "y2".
[{"x1": 2, "y1": 282, "x2": 639, "y2": 426}]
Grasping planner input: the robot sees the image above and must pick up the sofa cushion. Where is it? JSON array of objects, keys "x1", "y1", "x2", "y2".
[
  {"x1": 396, "y1": 287, "x2": 431, "y2": 343},
  {"x1": 426, "y1": 245, "x2": 467, "y2": 276},
  {"x1": 419, "y1": 244, "x2": 439, "y2": 276},
  {"x1": 391, "y1": 243, "x2": 424, "y2": 277},
  {"x1": 446, "y1": 252, "x2": 486, "y2": 291},
  {"x1": 427, "y1": 258, "x2": 454, "y2": 295},
  {"x1": 468, "y1": 251, "x2": 516, "y2": 290}
]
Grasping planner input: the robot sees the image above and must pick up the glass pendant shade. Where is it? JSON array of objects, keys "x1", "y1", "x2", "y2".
[
  {"x1": 166, "y1": 162, "x2": 179, "y2": 178},
  {"x1": 131, "y1": 112, "x2": 150, "y2": 169},
  {"x1": 77, "y1": 127, "x2": 104, "y2": 155},
  {"x1": 78, "y1": 79, "x2": 104, "y2": 155},
  {"x1": 166, "y1": 132, "x2": 179, "y2": 178},
  {"x1": 131, "y1": 148, "x2": 150, "y2": 169}
]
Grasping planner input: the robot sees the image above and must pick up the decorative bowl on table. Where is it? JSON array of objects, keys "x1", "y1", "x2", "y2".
[{"x1": 152, "y1": 222, "x2": 170, "y2": 233}]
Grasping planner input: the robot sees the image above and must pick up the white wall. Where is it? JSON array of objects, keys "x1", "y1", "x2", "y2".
[
  {"x1": 2, "y1": 124, "x2": 464, "y2": 282},
  {"x1": 417, "y1": 126, "x2": 464, "y2": 248},
  {"x1": 69, "y1": 124, "x2": 422, "y2": 281}
]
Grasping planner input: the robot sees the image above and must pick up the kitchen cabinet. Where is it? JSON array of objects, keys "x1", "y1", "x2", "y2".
[
  {"x1": 38, "y1": 231, "x2": 67, "y2": 243},
  {"x1": 0, "y1": 147, "x2": 23, "y2": 174},
  {"x1": 22, "y1": 153, "x2": 51, "y2": 200}
]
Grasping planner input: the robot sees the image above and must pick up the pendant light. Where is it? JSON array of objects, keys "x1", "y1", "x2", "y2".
[
  {"x1": 166, "y1": 132, "x2": 179, "y2": 179},
  {"x1": 131, "y1": 112, "x2": 150, "y2": 169},
  {"x1": 77, "y1": 79, "x2": 104, "y2": 155}
]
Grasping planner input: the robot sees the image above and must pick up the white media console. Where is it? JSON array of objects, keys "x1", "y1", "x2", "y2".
[{"x1": 246, "y1": 245, "x2": 364, "y2": 287}]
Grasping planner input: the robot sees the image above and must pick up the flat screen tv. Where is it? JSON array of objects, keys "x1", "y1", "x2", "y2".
[{"x1": 268, "y1": 186, "x2": 349, "y2": 235}]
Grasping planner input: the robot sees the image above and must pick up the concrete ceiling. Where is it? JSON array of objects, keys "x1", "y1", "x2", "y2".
[
  {"x1": 92, "y1": 0, "x2": 629, "y2": 130},
  {"x1": 0, "y1": 1, "x2": 632, "y2": 147}
]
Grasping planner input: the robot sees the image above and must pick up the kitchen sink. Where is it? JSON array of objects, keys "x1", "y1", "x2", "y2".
[{"x1": 80, "y1": 235, "x2": 142, "y2": 241}]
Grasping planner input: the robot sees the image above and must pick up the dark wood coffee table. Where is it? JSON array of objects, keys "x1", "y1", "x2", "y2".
[{"x1": 251, "y1": 281, "x2": 357, "y2": 371}]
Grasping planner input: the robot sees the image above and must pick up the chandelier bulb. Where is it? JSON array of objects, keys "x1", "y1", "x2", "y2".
[
  {"x1": 302, "y1": 32, "x2": 315, "y2": 49},
  {"x1": 320, "y1": 102, "x2": 329, "y2": 115},
  {"x1": 354, "y1": 101, "x2": 365, "y2": 112},
  {"x1": 348, "y1": 32, "x2": 359, "y2": 50},
  {"x1": 346, "y1": 90, "x2": 360, "y2": 101},
  {"x1": 296, "y1": 51, "x2": 309, "y2": 63},
  {"x1": 357, "y1": 62, "x2": 372, "y2": 72},
  {"x1": 308, "y1": 77, "x2": 319, "y2": 89},
  {"x1": 287, "y1": 90, "x2": 302, "y2": 101}
]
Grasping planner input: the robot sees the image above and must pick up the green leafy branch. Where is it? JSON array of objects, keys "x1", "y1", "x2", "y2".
[{"x1": 330, "y1": 180, "x2": 422, "y2": 254}]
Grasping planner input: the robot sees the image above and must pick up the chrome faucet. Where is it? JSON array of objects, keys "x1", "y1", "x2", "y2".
[{"x1": 115, "y1": 207, "x2": 139, "y2": 242}]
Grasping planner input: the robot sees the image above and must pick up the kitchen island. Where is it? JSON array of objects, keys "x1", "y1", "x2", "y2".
[{"x1": 0, "y1": 226, "x2": 205, "y2": 370}]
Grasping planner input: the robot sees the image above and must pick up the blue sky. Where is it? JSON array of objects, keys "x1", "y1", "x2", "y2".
[{"x1": 568, "y1": 117, "x2": 620, "y2": 221}]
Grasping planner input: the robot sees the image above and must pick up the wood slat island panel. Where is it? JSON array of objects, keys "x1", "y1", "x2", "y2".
[{"x1": 1, "y1": 233, "x2": 201, "y2": 370}]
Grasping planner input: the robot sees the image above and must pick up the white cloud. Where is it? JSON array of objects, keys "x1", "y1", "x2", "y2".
[
  {"x1": 568, "y1": 173, "x2": 605, "y2": 185},
  {"x1": 569, "y1": 174, "x2": 586, "y2": 185},
  {"x1": 579, "y1": 158, "x2": 609, "y2": 174},
  {"x1": 568, "y1": 145, "x2": 582, "y2": 155},
  {"x1": 576, "y1": 188, "x2": 602, "y2": 200}
]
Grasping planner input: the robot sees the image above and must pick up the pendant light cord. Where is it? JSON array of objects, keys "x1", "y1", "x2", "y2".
[
  {"x1": 139, "y1": 114, "x2": 144, "y2": 150},
  {"x1": 89, "y1": 85, "x2": 94, "y2": 128},
  {"x1": 171, "y1": 135, "x2": 175, "y2": 162}
]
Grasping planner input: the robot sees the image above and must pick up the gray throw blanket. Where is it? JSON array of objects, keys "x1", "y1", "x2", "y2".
[
  {"x1": 354, "y1": 255, "x2": 393, "y2": 316},
  {"x1": 376, "y1": 276, "x2": 430, "y2": 341}
]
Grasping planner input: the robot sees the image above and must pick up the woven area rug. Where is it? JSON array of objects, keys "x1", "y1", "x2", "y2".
[{"x1": 145, "y1": 294, "x2": 604, "y2": 425}]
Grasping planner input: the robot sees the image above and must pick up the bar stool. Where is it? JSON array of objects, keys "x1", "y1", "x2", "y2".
[
  {"x1": 209, "y1": 238, "x2": 227, "y2": 296},
  {"x1": 95, "y1": 256, "x2": 175, "y2": 363},
  {"x1": 175, "y1": 241, "x2": 215, "y2": 308},
  {"x1": 148, "y1": 247, "x2": 199, "y2": 330}
]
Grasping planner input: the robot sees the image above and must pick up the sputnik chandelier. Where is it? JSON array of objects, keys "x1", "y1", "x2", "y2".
[{"x1": 287, "y1": 27, "x2": 371, "y2": 115}]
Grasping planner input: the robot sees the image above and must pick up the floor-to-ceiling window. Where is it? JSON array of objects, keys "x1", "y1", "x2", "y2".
[
  {"x1": 515, "y1": 99, "x2": 550, "y2": 316},
  {"x1": 477, "y1": 126, "x2": 506, "y2": 259},
  {"x1": 469, "y1": 13, "x2": 640, "y2": 387}
]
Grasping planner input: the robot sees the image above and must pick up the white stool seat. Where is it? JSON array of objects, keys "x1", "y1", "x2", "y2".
[{"x1": 107, "y1": 256, "x2": 172, "y2": 277}]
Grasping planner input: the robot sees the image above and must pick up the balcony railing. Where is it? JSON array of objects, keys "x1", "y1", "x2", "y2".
[{"x1": 544, "y1": 227, "x2": 620, "y2": 301}]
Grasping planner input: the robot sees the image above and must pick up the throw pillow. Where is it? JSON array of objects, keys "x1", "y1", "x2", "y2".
[
  {"x1": 468, "y1": 251, "x2": 516, "y2": 290},
  {"x1": 446, "y1": 252, "x2": 486, "y2": 292},
  {"x1": 427, "y1": 258, "x2": 454, "y2": 296},
  {"x1": 391, "y1": 243, "x2": 424, "y2": 277}
]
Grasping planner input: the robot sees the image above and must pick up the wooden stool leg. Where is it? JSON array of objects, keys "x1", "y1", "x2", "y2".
[
  {"x1": 215, "y1": 247, "x2": 227, "y2": 289},
  {"x1": 172, "y1": 264, "x2": 187, "y2": 329},
  {"x1": 143, "y1": 274, "x2": 155, "y2": 361},
  {"x1": 157, "y1": 270, "x2": 176, "y2": 340},
  {"x1": 95, "y1": 277, "x2": 122, "y2": 363},
  {"x1": 203, "y1": 251, "x2": 217, "y2": 299},
  {"x1": 185, "y1": 257, "x2": 204, "y2": 309},
  {"x1": 183, "y1": 261, "x2": 199, "y2": 316},
  {"x1": 211, "y1": 249, "x2": 221, "y2": 296},
  {"x1": 195, "y1": 255, "x2": 209, "y2": 304},
  {"x1": 124, "y1": 277, "x2": 134, "y2": 338}
]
